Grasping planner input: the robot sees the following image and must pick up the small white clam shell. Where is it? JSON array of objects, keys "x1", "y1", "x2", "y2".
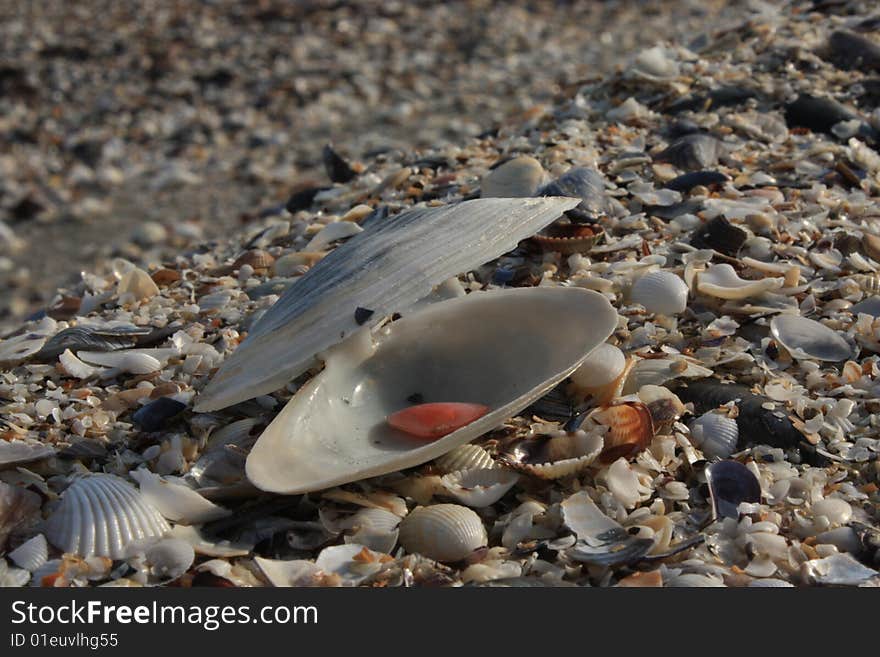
[
  {"x1": 480, "y1": 156, "x2": 546, "y2": 198},
  {"x1": 696, "y1": 263, "x2": 784, "y2": 299},
  {"x1": 433, "y1": 444, "x2": 496, "y2": 474},
  {"x1": 622, "y1": 355, "x2": 713, "y2": 394},
  {"x1": 630, "y1": 270, "x2": 689, "y2": 315},
  {"x1": 144, "y1": 538, "x2": 195, "y2": 583},
  {"x1": 399, "y1": 504, "x2": 487, "y2": 562},
  {"x1": 441, "y1": 468, "x2": 520, "y2": 507},
  {"x1": 338, "y1": 508, "x2": 402, "y2": 554},
  {"x1": 688, "y1": 412, "x2": 739, "y2": 459},
  {"x1": 770, "y1": 315, "x2": 853, "y2": 361},
  {"x1": 569, "y1": 343, "x2": 626, "y2": 389},
  {"x1": 8, "y1": 534, "x2": 48, "y2": 572},
  {"x1": 130, "y1": 468, "x2": 230, "y2": 525},
  {"x1": 44, "y1": 474, "x2": 170, "y2": 559},
  {"x1": 77, "y1": 350, "x2": 161, "y2": 374}
]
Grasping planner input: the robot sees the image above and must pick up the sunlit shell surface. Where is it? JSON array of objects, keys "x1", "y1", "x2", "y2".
[
  {"x1": 770, "y1": 315, "x2": 853, "y2": 361},
  {"x1": 398, "y1": 504, "x2": 487, "y2": 562},
  {"x1": 246, "y1": 287, "x2": 617, "y2": 494},
  {"x1": 44, "y1": 475, "x2": 170, "y2": 559},
  {"x1": 630, "y1": 270, "x2": 689, "y2": 315},
  {"x1": 196, "y1": 196, "x2": 581, "y2": 411},
  {"x1": 434, "y1": 444, "x2": 496, "y2": 474},
  {"x1": 696, "y1": 263, "x2": 784, "y2": 299}
]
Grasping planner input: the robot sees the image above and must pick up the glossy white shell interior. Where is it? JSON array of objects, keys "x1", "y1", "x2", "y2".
[{"x1": 246, "y1": 286, "x2": 618, "y2": 494}]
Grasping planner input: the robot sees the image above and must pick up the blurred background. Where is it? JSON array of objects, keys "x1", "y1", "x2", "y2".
[{"x1": 0, "y1": 0, "x2": 737, "y2": 332}]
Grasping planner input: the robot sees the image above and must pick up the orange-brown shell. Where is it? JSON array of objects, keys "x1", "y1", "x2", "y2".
[
  {"x1": 591, "y1": 401, "x2": 654, "y2": 463},
  {"x1": 533, "y1": 224, "x2": 605, "y2": 255},
  {"x1": 233, "y1": 249, "x2": 275, "y2": 272}
]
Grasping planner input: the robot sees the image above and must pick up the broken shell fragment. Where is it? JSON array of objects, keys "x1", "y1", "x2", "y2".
[
  {"x1": 398, "y1": 504, "x2": 487, "y2": 562},
  {"x1": 44, "y1": 474, "x2": 170, "y2": 559},
  {"x1": 196, "y1": 196, "x2": 581, "y2": 411},
  {"x1": 245, "y1": 286, "x2": 617, "y2": 494},
  {"x1": 770, "y1": 315, "x2": 853, "y2": 362},
  {"x1": 705, "y1": 460, "x2": 762, "y2": 520},
  {"x1": 440, "y1": 468, "x2": 520, "y2": 507},
  {"x1": 387, "y1": 403, "x2": 490, "y2": 440},
  {"x1": 561, "y1": 491, "x2": 653, "y2": 567},
  {"x1": 0, "y1": 440, "x2": 55, "y2": 468},
  {"x1": 630, "y1": 270, "x2": 689, "y2": 315},
  {"x1": 696, "y1": 264, "x2": 784, "y2": 299},
  {"x1": 130, "y1": 469, "x2": 231, "y2": 525}
]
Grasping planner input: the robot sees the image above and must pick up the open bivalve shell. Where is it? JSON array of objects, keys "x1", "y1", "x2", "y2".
[
  {"x1": 245, "y1": 286, "x2": 618, "y2": 494},
  {"x1": 440, "y1": 468, "x2": 520, "y2": 507},
  {"x1": 398, "y1": 504, "x2": 487, "y2": 562},
  {"x1": 196, "y1": 196, "x2": 581, "y2": 411},
  {"x1": 44, "y1": 474, "x2": 170, "y2": 559},
  {"x1": 501, "y1": 429, "x2": 604, "y2": 479}
]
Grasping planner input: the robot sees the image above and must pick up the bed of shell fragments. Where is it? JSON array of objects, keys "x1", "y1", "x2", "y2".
[{"x1": 1, "y1": 1, "x2": 880, "y2": 587}]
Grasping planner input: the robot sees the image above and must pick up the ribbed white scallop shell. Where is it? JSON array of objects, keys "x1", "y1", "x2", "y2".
[
  {"x1": 433, "y1": 444, "x2": 496, "y2": 474},
  {"x1": 8, "y1": 534, "x2": 49, "y2": 572},
  {"x1": 44, "y1": 474, "x2": 170, "y2": 559},
  {"x1": 689, "y1": 412, "x2": 739, "y2": 459},
  {"x1": 398, "y1": 504, "x2": 487, "y2": 562},
  {"x1": 630, "y1": 270, "x2": 689, "y2": 315}
]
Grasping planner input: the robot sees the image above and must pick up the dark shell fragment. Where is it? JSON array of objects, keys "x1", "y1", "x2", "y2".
[
  {"x1": 783, "y1": 94, "x2": 858, "y2": 136},
  {"x1": 689, "y1": 216, "x2": 747, "y2": 256},
  {"x1": 656, "y1": 133, "x2": 721, "y2": 170},
  {"x1": 567, "y1": 527, "x2": 655, "y2": 567},
  {"x1": 132, "y1": 397, "x2": 187, "y2": 432},
  {"x1": 34, "y1": 325, "x2": 151, "y2": 362},
  {"x1": 322, "y1": 143, "x2": 357, "y2": 183},
  {"x1": 705, "y1": 460, "x2": 762, "y2": 520},
  {"x1": 827, "y1": 30, "x2": 880, "y2": 73},
  {"x1": 664, "y1": 170, "x2": 729, "y2": 193}
]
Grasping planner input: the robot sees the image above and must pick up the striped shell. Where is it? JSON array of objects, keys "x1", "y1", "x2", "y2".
[
  {"x1": 196, "y1": 196, "x2": 581, "y2": 411},
  {"x1": 399, "y1": 504, "x2": 487, "y2": 562},
  {"x1": 533, "y1": 224, "x2": 604, "y2": 255},
  {"x1": 44, "y1": 474, "x2": 170, "y2": 559},
  {"x1": 8, "y1": 534, "x2": 49, "y2": 572},
  {"x1": 590, "y1": 401, "x2": 655, "y2": 463},
  {"x1": 434, "y1": 444, "x2": 496, "y2": 474},
  {"x1": 689, "y1": 411, "x2": 739, "y2": 459},
  {"x1": 441, "y1": 468, "x2": 520, "y2": 507},
  {"x1": 630, "y1": 270, "x2": 688, "y2": 315}
]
